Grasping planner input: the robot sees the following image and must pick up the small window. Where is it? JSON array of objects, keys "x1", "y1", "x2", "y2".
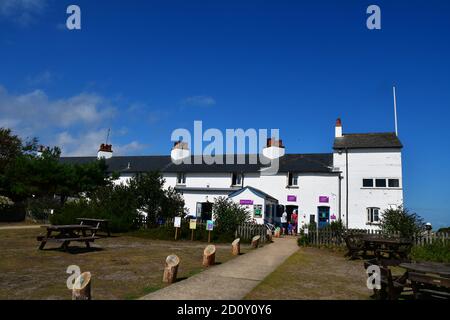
[
  {"x1": 375, "y1": 179, "x2": 386, "y2": 188},
  {"x1": 363, "y1": 179, "x2": 374, "y2": 187},
  {"x1": 288, "y1": 172, "x2": 298, "y2": 186},
  {"x1": 177, "y1": 173, "x2": 186, "y2": 185},
  {"x1": 367, "y1": 207, "x2": 380, "y2": 224},
  {"x1": 388, "y1": 179, "x2": 400, "y2": 188},
  {"x1": 231, "y1": 173, "x2": 242, "y2": 186}
]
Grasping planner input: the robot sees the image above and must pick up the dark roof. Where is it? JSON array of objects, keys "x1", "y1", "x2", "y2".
[
  {"x1": 333, "y1": 133, "x2": 403, "y2": 150},
  {"x1": 59, "y1": 153, "x2": 334, "y2": 174},
  {"x1": 228, "y1": 186, "x2": 278, "y2": 202}
]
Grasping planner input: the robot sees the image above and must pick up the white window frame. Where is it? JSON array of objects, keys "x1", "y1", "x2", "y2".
[
  {"x1": 367, "y1": 207, "x2": 380, "y2": 224},
  {"x1": 177, "y1": 172, "x2": 186, "y2": 185},
  {"x1": 362, "y1": 178, "x2": 401, "y2": 189},
  {"x1": 287, "y1": 172, "x2": 298, "y2": 187}
]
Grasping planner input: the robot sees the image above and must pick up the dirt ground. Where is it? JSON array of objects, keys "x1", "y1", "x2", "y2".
[
  {"x1": 0, "y1": 228, "x2": 247, "y2": 300},
  {"x1": 245, "y1": 246, "x2": 372, "y2": 300}
]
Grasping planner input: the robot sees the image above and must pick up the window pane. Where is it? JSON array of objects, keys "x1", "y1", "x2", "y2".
[
  {"x1": 363, "y1": 179, "x2": 373, "y2": 187},
  {"x1": 232, "y1": 173, "x2": 237, "y2": 185},
  {"x1": 374, "y1": 209, "x2": 379, "y2": 221},
  {"x1": 293, "y1": 176, "x2": 298, "y2": 185},
  {"x1": 388, "y1": 179, "x2": 400, "y2": 188},
  {"x1": 375, "y1": 179, "x2": 386, "y2": 187},
  {"x1": 288, "y1": 173, "x2": 293, "y2": 185}
]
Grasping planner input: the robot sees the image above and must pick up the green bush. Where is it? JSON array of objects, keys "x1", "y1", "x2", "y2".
[
  {"x1": 380, "y1": 206, "x2": 425, "y2": 239},
  {"x1": 213, "y1": 197, "x2": 250, "y2": 237},
  {"x1": 27, "y1": 197, "x2": 61, "y2": 222},
  {"x1": 410, "y1": 241, "x2": 450, "y2": 263}
]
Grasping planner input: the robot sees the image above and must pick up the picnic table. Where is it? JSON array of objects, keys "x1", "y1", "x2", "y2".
[
  {"x1": 344, "y1": 233, "x2": 412, "y2": 262},
  {"x1": 400, "y1": 262, "x2": 450, "y2": 300},
  {"x1": 37, "y1": 225, "x2": 99, "y2": 250},
  {"x1": 362, "y1": 235, "x2": 412, "y2": 260},
  {"x1": 76, "y1": 218, "x2": 111, "y2": 237}
]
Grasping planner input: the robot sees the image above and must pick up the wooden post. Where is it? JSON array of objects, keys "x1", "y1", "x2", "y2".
[
  {"x1": 232, "y1": 238, "x2": 240, "y2": 255},
  {"x1": 251, "y1": 235, "x2": 260, "y2": 248},
  {"x1": 202, "y1": 245, "x2": 216, "y2": 267},
  {"x1": 208, "y1": 230, "x2": 211, "y2": 243},
  {"x1": 174, "y1": 227, "x2": 178, "y2": 240},
  {"x1": 72, "y1": 272, "x2": 92, "y2": 300},
  {"x1": 163, "y1": 254, "x2": 180, "y2": 284},
  {"x1": 191, "y1": 229, "x2": 194, "y2": 241}
]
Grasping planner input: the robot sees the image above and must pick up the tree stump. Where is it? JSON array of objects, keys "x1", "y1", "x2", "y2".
[
  {"x1": 251, "y1": 235, "x2": 261, "y2": 248},
  {"x1": 72, "y1": 272, "x2": 92, "y2": 300},
  {"x1": 163, "y1": 254, "x2": 180, "y2": 284},
  {"x1": 202, "y1": 245, "x2": 216, "y2": 267},
  {"x1": 266, "y1": 229, "x2": 273, "y2": 242},
  {"x1": 231, "y1": 238, "x2": 240, "y2": 256}
]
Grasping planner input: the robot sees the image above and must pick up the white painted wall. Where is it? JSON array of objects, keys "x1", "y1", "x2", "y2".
[{"x1": 333, "y1": 148, "x2": 403, "y2": 229}]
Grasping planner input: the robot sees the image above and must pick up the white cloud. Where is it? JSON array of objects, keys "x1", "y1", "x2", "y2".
[
  {"x1": 0, "y1": 85, "x2": 147, "y2": 156},
  {"x1": 0, "y1": 86, "x2": 115, "y2": 132},
  {"x1": 182, "y1": 95, "x2": 216, "y2": 107},
  {"x1": 26, "y1": 70, "x2": 53, "y2": 86},
  {"x1": 0, "y1": 0, "x2": 47, "y2": 26},
  {"x1": 55, "y1": 130, "x2": 147, "y2": 157}
]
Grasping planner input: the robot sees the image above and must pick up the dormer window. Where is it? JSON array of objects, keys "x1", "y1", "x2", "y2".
[
  {"x1": 287, "y1": 172, "x2": 298, "y2": 187},
  {"x1": 232, "y1": 173, "x2": 242, "y2": 186},
  {"x1": 177, "y1": 173, "x2": 186, "y2": 185}
]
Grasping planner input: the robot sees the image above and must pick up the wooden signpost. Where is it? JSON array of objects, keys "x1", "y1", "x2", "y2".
[
  {"x1": 189, "y1": 219, "x2": 197, "y2": 241},
  {"x1": 206, "y1": 220, "x2": 214, "y2": 243},
  {"x1": 174, "y1": 217, "x2": 181, "y2": 240}
]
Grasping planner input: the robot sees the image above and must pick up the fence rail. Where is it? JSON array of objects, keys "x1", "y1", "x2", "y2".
[{"x1": 306, "y1": 228, "x2": 450, "y2": 247}]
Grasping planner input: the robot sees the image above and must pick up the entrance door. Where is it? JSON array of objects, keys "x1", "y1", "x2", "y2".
[
  {"x1": 318, "y1": 206, "x2": 330, "y2": 229},
  {"x1": 285, "y1": 205, "x2": 299, "y2": 223},
  {"x1": 200, "y1": 202, "x2": 213, "y2": 221}
]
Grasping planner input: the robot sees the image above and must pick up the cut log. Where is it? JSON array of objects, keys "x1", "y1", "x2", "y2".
[
  {"x1": 231, "y1": 238, "x2": 240, "y2": 256},
  {"x1": 251, "y1": 235, "x2": 261, "y2": 248},
  {"x1": 202, "y1": 244, "x2": 216, "y2": 267},
  {"x1": 72, "y1": 272, "x2": 92, "y2": 300},
  {"x1": 266, "y1": 229, "x2": 273, "y2": 242},
  {"x1": 163, "y1": 254, "x2": 180, "y2": 284}
]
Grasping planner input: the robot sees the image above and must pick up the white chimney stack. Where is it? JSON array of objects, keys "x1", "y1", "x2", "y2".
[
  {"x1": 335, "y1": 118, "x2": 343, "y2": 138},
  {"x1": 262, "y1": 138, "x2": 285, "y2": 160},
  {"x1": 97, "y1": 143, "x2": 113, "y2": 159},
  {"x1": 171, "y1": 141, "x2": 190, "y2": 164}
]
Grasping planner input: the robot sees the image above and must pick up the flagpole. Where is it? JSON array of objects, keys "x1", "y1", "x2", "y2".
[{"x1": 393, "y1": 86, "x2": 398, "y2": 136}]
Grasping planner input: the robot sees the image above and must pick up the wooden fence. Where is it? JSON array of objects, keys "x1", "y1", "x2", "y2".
[
  {"x1": 137, "y1": 216, "x2": 267, "y2": 243},
  {"x1": 236, "y1": 222, "x2": 268, "y2": 243},
  {"x1": 306, "y1": 228, "x2": 450, "y2": 247}
]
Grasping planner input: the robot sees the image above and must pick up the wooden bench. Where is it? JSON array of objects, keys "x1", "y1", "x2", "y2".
[
  {"x1": 364, "y1": 259, "x2": 407, "y2": 300},
  {"x1": 76, "y1": 218, "x2": 111, "y2": 237},
  {"x1": 37, "y1": 225, "x2": 99, "y2": 250},
  {"x1": 409, "y1": 272, "x2": 450, "y2": 300},
  {"x1": 344, "y1": 234, "x2": 366, "y2": 259}
]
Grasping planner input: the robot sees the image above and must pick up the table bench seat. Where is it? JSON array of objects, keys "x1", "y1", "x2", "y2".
[{"x1": 38, "y1": 236, "x2": 99, "y2": 242}]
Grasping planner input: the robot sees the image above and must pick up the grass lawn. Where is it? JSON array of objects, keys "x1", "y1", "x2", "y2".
[
  {"x1": 0, "y1": 228, "x2": 248, "y2": 300},
  {"x1": 245, "y1": 247, "x2": 372, "y2": 300}
]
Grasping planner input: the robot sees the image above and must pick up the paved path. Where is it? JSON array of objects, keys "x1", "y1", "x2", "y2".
[
  {"x1": 141, "y1": 237, "x2": 298, "y2": 300},
  {"x1": 0, "y1": 225, "x2": 42, "y2": 230}
]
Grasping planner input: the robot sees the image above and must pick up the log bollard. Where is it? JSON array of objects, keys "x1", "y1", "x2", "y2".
[
  {"x1": 72, "y1": 272, "x2": 92, "y2": 300},
  {"x1": 163, "y1": 254, "x2": 180, "y2": 284},
  {"x1": 231, "y1": 238, "x2": 240, "y2": 256},
  {"x1": 251, "y1": 235, "x2": 261, "y2": 248},
  {"x1": 202, "y1": 245, "x2": 216, "y2": 267}
]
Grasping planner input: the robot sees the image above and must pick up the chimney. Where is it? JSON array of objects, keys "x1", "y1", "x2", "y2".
[
  {"x1": 97, "y1": 143, "x2": 113, "y2": 159},
  {"x1": 171, "y1": 140, "x2": 190, "y2": 163},
  {"x1": 262, "y1": 137, "x2": 285, "y2": 160},
  {"x1": 335, "y1": 118, "x2": 343, "y2": 138}
]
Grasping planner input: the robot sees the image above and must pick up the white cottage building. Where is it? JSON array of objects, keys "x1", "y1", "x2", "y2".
[{"x1": 61, "y1": 119, "x2": 404, "y2": 231}]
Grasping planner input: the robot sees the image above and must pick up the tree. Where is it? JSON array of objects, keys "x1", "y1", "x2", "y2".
[
  {"x1": 128, "y1": 172, "x2": 185, "y2": 226},
  {"x1": 380, "y1": 206, "x2": 425, "y2": 239},
  {"x1": 213, "y1": 197, "x2": 250, "y2": 235}
]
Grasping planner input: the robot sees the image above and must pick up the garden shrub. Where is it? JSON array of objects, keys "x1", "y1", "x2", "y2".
[{"x1": 410, "y1": 241, "x2": 450, "y2": 263}]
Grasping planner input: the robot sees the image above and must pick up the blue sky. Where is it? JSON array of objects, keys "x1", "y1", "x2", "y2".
[{"x1": 0, "y1": 0, "x2": 449, "y2": 228}]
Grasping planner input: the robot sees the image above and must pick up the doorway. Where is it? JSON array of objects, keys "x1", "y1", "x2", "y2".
[
  {"x1": 196, "y1": 202, "x2": 213, "y2": 221},
  {"x1": 318, "y1": 206, "x2": 330, "y2": 229}
]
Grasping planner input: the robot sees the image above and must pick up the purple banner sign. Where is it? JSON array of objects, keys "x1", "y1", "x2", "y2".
[
  {"x1": 319, "y1": 196, "x2": 329, "y2": 203},
  {"x1": 240, "y1": 199, "x2": 253, "y2": 205},
  {"x1": 287, "y1": 195, "x2": 297, "y2": 202},
  {"x1": 330, "y1": 214, "x2": 336, "y2": 220}
]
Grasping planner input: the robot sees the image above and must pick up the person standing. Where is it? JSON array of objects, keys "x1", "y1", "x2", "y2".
[
  {"x1": 291, "y1": 210, "x2": 298, "y2": 236},
  {"x1": 281, "y1": 209, "x2": 288, "y2": 235}
]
